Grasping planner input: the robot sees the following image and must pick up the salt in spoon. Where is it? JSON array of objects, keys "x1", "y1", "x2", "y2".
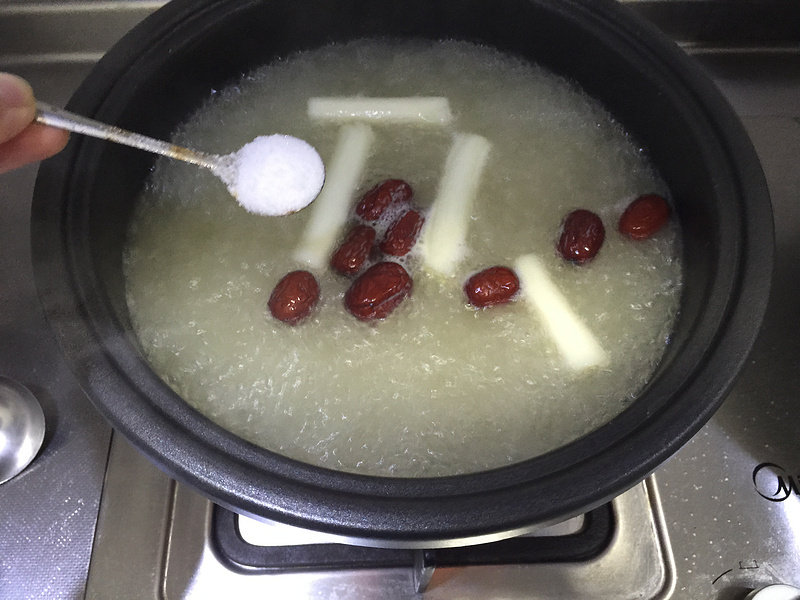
[{"x1": 35, "y1": 102, "x2": 325, "y2": 216}]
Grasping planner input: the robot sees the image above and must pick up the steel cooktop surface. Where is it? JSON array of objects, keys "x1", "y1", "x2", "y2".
[{"x1": 1, "y1": 2, "x2": 798, "y2": 599}]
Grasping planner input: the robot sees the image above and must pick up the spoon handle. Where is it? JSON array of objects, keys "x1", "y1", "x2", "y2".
[{"x1": 35, "y1": 102, "x2": 221, "y2": 171}]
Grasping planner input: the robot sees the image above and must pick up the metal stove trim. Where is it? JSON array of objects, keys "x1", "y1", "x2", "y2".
[{"x1": 85, "y1": 433, "x2": 676, "y2": 599}]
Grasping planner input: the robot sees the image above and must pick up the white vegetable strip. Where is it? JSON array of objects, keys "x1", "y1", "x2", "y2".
[
  {"x1": 293, "y1": 123, "x2": 375, "y2": 269},
  {"x1": 308, "y1": 96, "x2": 453, "y2": 125},
  {"x1": 419, "y1": 132, "x2": 492, "y2": 276},
  {"x1": 514, "y1": 253, "x2": 608, "y2": 371}
]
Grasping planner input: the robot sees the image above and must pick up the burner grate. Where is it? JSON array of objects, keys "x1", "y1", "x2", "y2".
[{"x1": 210, "y1": 503, "x2": 614, "y2": 575}]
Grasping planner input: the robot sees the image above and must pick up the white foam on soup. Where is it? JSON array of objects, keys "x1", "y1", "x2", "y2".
[{"x1": 123, "y1": 40, "x2": 682, "y2": 477}]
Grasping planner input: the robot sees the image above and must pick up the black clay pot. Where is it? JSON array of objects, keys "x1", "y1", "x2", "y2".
[{"x1": 31, "y1": 0, "x2": 773, "y2": 547}]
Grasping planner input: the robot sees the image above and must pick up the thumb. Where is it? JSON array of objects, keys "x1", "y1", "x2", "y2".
[{"x1": 0, "y1": 73, "x2": 37, "y2": 144}]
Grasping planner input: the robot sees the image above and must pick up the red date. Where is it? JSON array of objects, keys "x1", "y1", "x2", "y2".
[
  {"x1": 379, "y1": 209, "x2": 424, "y2": 257},
  {"x1": 619, "y1": 194, "x2": 671, "y2": 240},
  {"x1": 330, "y1": 224, "x2": 376, "y2": 275},
  {"x1": 344, "y1": 261, "x2": 412, "y2": 321},
  {"x1": 268, "y1": 270, "x2": 320, "y2": 325},
  {"x1": 464, "y1": 266, "x2": 520, "y2": 308},
  {"x1": 556, "y1": 209, "x2": 605, "y2": 264},
  {"x1": 355, "y1": 179, "x2": 413, "y2": 221}
]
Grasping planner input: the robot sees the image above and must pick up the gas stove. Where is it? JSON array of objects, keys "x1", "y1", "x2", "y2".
[
  {"x1": 85, "y1": 440, "x2": 675, "y2": 599},
  {"x1": 1, "y1": 2, "x2": 799, "y2": 599}
]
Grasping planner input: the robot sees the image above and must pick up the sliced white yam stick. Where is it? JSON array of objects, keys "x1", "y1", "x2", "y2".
[
  {"x1": 514, "y1": 253, "x2": 609, "y2": 371},
  {"x1": 293, "y1": 123, "x2": 375, "y2": 269},
  {"x1": 419, "y1": 132, "x2": 492, "y2": 277},
  {"x1": 308, "y1": 97, "x2": 453, "y2": 125}
]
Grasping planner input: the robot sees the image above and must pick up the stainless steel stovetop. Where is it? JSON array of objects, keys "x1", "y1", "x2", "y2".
[{"x1": 1, "y1": 2, "x2": 798, "y2": 599}]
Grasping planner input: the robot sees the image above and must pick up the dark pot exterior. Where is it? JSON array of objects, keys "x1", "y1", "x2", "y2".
[{"x1": 31, "y1": 0, "x2": 773, "y2": 547}]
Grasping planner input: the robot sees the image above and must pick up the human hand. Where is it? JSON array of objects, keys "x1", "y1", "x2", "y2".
[{"x1": 0, "y1": 73, "x2": 69, "y2": 174}]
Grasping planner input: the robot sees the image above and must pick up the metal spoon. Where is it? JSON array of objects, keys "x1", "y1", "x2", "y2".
[
  {"x1": 0, "y1": 377, "x2": 45, "y2": 485},
  {"x1": 36, "y1": 101, "x2": 223, "y2": 170},
  {"x1": 35, "y1": 102, "x2": 325, "y2": 216}
]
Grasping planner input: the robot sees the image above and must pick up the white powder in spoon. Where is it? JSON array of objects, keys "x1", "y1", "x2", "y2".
[{"x1": 220, "y1": 134, "x2": 325, "y2": 216}]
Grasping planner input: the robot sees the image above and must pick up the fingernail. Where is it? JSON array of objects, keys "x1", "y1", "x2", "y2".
[{"x1": 0, "y1": 73, "x2": 34, "y2": 108}]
